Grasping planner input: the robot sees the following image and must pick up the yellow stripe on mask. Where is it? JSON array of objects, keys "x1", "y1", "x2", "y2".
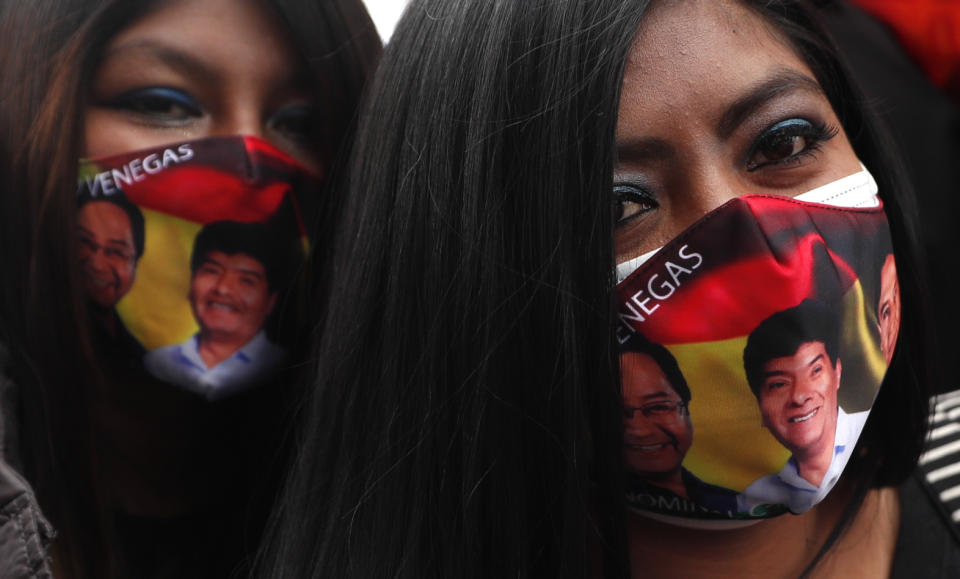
[{"x1": 116, "y1": 209, "x2": 201, "y2": 350}]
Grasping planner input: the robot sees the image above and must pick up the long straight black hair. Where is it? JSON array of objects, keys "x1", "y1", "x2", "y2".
[
  {"x1": 259, "y1": 0, "x2": 931, "y2": 577},
  {"x1": 0, "y1": 1, "x2": 380, "y2": 577}
]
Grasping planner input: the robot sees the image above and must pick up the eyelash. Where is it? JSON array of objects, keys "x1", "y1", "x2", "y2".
[
  {"x1": 613, "y1": 184, "x2": 658, "y2": 225},
  {"x1": 107, "y1": 87, "x2": 202, "y2": 123},
  {"x1": 269, "y1": 104, "x2": 321, "y2": 144},
  {"x1": 106, "y1": 86, "x2": 320, "y2": 144},
  {"x1": 746, "y1": 118, "x2": 840, "y2": 171}
]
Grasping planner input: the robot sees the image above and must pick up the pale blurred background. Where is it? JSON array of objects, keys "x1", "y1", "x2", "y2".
[{"x1": 362, "y1": 0, "x2": 410, "y2": 41}]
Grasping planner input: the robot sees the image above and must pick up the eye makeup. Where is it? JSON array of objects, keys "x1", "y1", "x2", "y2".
[
  {"x1": 107, "y1": 86, "x2": 202, "y2": 125},
  {"x1": 746, "y1": 117, "x2": 840, "y2": 172},
  {"x1": 614, "y1": 183, "x2": 659, "y2": 225}
]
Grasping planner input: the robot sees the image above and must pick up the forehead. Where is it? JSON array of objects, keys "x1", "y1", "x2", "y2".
[
  {"x1": 78, "y1": 201, "x2": 132, "y2": 231},
  {"x1": 763, "y1": 341, "x2": 829, "y2": 371},
  {"x1": 201, "y1": 250, "x2": 267, "y2": 275},
  {"x1": 620, "y1": 351, "x2": 675, "y2": 398},
  {"x1": 619, "y1": 0, "x2": 815, "y2": 136},
  {"x1": 104, "y1": 0, "x2": 304, "y2": 84}
]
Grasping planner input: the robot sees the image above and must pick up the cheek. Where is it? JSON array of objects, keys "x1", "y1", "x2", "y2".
[
  {"x1": 84, "y1": 109, "x2": 137, "y2": 158},
  {"x1": 813, "y1": 375, "x2": 834, "y2": 396},
  {"x1": 241, "y1": 288, "x2": 269, "y2": 312},
  {"x1": 190, "y1": 278, "x2": 211, "y2": 300},
  {"x1": 674, "y1": 419, "x2": 693, "y2": 451},
  {"x1": 759, "y1": 397, "x2": 779, "y2": 425},
  {"x1": 83, "y1": 109, "x2": 198, "y2": 158},
  {"x1": 120, "y1": 261, "x2": 137, "y2": 282}
]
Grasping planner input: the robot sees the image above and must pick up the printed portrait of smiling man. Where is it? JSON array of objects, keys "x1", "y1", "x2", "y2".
[
  {"x1": 77, "y1": 191, "x2": 147, "y2": 359},
  {"x1": 621, "y1": 334, "x2": 737, "y2": 515},
  {"x1": 144, "y1": 220, "x2": 286, "y2": 400},
  {"x1": 740, "y1": 299, "x2": 869, "y2": 514}
]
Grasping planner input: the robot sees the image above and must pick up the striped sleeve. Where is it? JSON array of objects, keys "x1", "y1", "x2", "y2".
[{"x1": 916, "y1": 389, "x2": 960, "y2": 538}]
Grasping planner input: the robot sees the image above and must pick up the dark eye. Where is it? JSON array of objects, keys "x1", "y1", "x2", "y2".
[
  {"x1": 747, "y1": 118, "x2": 839, "y2": 171},
  {"x1": 613, "y1": 184, "x2": 657, "y2": 225},
  {"x1": 766, "y1": 379, "x2": 787, "y2": 391},
  {"x1": 269, "y1": 103, "x2": 321, "y2": 144},
  {"x1": 109, "y1": 87, "x2": 201, "y2": 122}
]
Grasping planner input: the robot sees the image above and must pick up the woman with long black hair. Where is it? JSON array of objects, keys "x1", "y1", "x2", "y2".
[
  {"x1": 259, "y1": 0, "x2": 939, "y2": 577},
  {"x1": 0, "y1": 1, "x2": 379, "y2": 577}
]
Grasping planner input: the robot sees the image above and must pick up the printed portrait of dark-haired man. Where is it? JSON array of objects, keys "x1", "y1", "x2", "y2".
[
  {"x1": 144, "y1": 220, "x2": 288, "y2": 400},
  {"x1": 738, "y1": 299, "x2": 870, "y2": 514},
  {"x1": 76, "y1": 191, "x2": 147, "y2": 361},
  {"x1": 621, "y1": 333, "x2": 738, "y2": 516}
]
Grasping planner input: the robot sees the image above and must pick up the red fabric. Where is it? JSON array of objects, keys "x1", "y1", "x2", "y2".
[
  {"x1": 616, "y1": 196, "x2": 884, "y2": 346},
  {"x1": 620, "y1": 234, "x2": 855, "y2": 344},
  {"x1": 850, "y1": 0, "x2": 960, "y2": 87},
  {"x1": 124, "y1": 166, "x2": 289, "y2": 225}
]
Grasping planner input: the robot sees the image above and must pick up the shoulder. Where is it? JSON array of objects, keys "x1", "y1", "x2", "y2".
[
  {"x1": 0, "y1": 461, "x2": 54, "y2": 579},
  {"x1": 682, "y1": 468, "x2": 737, "y2": 498},
  {"x1": 839, "y1": 408, "x2": 870, "y2": 429},
  {"x1": 913, "y1": 389, "x2": 960, "y2": 525},
  {"x1": 0, "y1": 346, "x2": 54, "y2": 578},
  {"x1": 892, "y1": 389, "x2": 960, "y2": 577},
  {"x1": 245, "y1": 331, "x2": 286, "y2": 364},
  {"x1": 144, "y1": 339, "x2": 193, "y2": 369},
  {"x1": 740, "y1": 471, "x2": 786, "y2": 500},
  {"x1": 145, "y1": 339, "x2": 189, "y2": 358}
]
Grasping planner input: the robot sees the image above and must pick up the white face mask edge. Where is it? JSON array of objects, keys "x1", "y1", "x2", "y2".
[
  {"x1": 614, "y1": 165, "x2": 880, "y2": 284},
  {"x1": 630, "y1": 508, "x2": 766, "y2": 531}
]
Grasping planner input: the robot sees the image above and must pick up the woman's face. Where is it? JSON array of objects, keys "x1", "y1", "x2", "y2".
[
  {"x1": 614, "y1": 0, "x2": 861, "y2": 263},
  {"x1": 85, "y1": 0, "x2": 323, "y2": 173}
]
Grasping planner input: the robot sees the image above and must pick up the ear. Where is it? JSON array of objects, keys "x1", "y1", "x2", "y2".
[
  {"x1": 266, "y1": 291, "x2": 278, "y2": 315},
  {"x1": 834, "y1": 358, "x2": 842, "y2": 390}
]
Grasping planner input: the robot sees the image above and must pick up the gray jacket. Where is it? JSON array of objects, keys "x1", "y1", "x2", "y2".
[{"x1": 0, "y1": 346, "x2": 53, "y2": 578}]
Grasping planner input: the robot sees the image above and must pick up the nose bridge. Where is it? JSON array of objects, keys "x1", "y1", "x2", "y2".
[
  {"x1": 213, "y1": 269, "x2": 234, "y2": 294},
  {"x1": 212, "y1": 89, "x2": 266, "y2": 139},
  {"x1": 685, "y1": 162, "x2": 741, "y2": 217},
  {"x1": 792, "y1": 375, "x2": 813, "y2": 404},
  {"x1": 88, "y1": 245, "x2": 108, "y2": 270}
]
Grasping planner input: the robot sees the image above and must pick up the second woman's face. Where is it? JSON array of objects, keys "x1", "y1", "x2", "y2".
[
  {"x1": 614, "y1": 0, "x2": 861, "y2": 263},
  {"x1": 85, "y1": 0, "x2": 324, "y2": 173}
]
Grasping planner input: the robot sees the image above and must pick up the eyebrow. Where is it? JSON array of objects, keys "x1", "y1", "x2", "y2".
[
  {"x1": 629, "y1": 391, "x2": 680, "y2": 404},
  {"x1": 77, "y1": 226, "x2": 131, "y2": 247},
  {"x1": 615, "y1": 138, "x2": 674, "y2": 164},
  {"x1": 716, "y1": 69, "x2": 825, "y2": 139},
  {"x1": 235, "y1": 267, "x2": 266, "y2": 279},
  {"x1": 200, "y1": 257, "x2": 225, "y2": 270},
  {"x1": 762, "y1": 353, "x2": 826, "y2": 379},
  {"x1": 101, "y1": 40, "x2": 224, "y2": 86},
  {"x1": 805, "y1": 353, "x2": 825, "y2": 368}
]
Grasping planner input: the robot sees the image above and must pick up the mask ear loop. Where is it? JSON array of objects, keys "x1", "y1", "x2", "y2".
[{"x1": 793, "y1": 163, "x2": 879, "y2": 208}]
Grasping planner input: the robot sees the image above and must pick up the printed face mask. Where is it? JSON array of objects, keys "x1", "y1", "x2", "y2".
[
  {"x1": 615, "y1": 167, "x2": 899, "y2": 526},
  {"x1": 76, "y1": 135, "x2": 321, "y2": 401},
  {"x1": 615, "y1": 167, "x2": 880, "y2": 283}
]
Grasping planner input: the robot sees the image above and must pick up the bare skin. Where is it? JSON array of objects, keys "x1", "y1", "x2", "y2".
[
  {"x1": 189, "y1": 251, "x2": 277, "y2": 369},
  {"x1": 628, "y1": 478, "x2": 899, "y2": 578}
]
